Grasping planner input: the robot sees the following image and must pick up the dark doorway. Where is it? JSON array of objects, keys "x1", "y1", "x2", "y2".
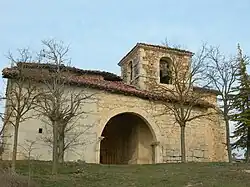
[{"x1": 100, "y1": 113, "x2": 154, "y2": 164}]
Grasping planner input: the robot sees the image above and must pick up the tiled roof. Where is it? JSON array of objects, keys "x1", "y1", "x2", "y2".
[
  {"x1": 118, "y1": 43, "x2": 194, "y2": 66},
  {"x1": 193, "y1": 86, "x2": 220, "y2": 95},
  {"x1": 138, "y1": 43, "x2": 194, "y2": 55},
  {"x1": 12, "y1": 62, "x2": 122, "y2": 81},
  {"x1": 2, "y1": 63, "x2": 215, "y2": 108}
]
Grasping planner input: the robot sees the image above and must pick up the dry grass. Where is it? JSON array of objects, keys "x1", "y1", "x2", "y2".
[
  {"x1": 0, "y1": 169, "x2": 38, "y2": 187},
  {"x1": 1, "y1": 161, "x2": 250, "y2": 187}
]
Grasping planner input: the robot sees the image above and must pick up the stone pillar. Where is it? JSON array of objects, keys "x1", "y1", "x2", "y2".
[
  {"x1": 95, "y1": 136, "x2": 105, "y2": 163},
  {"x1": 128, "y1": 123, "x2": 139, "y2": 164},
  {"x1": 151, "y1": 141, "x2": 160, "y2": 163}
]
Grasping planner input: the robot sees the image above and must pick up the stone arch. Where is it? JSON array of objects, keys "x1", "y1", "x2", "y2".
[{"x1": 96, "y1": 107, "x2": 162, "y2": 164}]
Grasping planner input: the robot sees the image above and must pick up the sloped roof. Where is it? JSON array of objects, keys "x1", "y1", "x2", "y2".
[
  {"x1": 2, "y1": 62, "x2": 215, "y2": 108},
  {"x1": 7, "y1": 62, "x2": 122, "y2": 81}
]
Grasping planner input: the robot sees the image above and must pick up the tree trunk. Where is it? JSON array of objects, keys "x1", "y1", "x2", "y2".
[
  {"x1": 11, "y1": 123, "x2": 19, "y2": 172},
  {"x1": 58, "y1": 129, "x2": 64, "y2": 164},
  {"x1": 52, "y1": 121, "x2": 59, "y2": 174},
  {"x1": 28, "y1": 151, "x2": 31, "y2": 187},
  {"x1": 246, "y1": 126, "x2": 250, "y2": 163},
  {"x1": 180, "y1": 125, "x2": 186, "y2": 163},
  {"x1": 225, "y1": 118, "x2": 232, "y2": 163}
]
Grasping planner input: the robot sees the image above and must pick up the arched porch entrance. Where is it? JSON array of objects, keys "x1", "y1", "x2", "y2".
[{"x1": 99, "y1": 112, "x2": 156, "y2": 164}]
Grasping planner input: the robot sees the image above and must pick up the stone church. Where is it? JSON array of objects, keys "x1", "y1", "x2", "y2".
[{"x1": 1, "y1": 43, "x2": 228, "y2": 164}]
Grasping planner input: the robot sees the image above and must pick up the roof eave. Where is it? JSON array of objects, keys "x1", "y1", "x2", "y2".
[
  {"x1": 118, "y1": 42, "x2": 194, "y2": 67},
  {"x1": 118, "y1": 43, "x2": 140, "y2": 66}
]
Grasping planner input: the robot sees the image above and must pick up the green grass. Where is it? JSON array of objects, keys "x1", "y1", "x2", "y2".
[{"x1": 1, "y1": 161, "x2": 250, "y2": 187}]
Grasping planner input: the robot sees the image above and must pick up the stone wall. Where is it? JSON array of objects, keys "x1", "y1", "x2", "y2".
[
  {"x1": 1, "y1": 82, "x2": 99, "y2": 162},
  {"x1": 119, "y1": 45, "x2": 191, "y2": 91},
  {"x1": 2, "y1": 81, "x2": 228, "y2": 163},
  {"x1": 119, "y1": 45, "x2": 218, "y2": 107},
  {"x1": 137, "y1": 122, "x2": 153, "y2": 164},
  {"x1": 96, "y1": 90, "x2": 228, "y2": 163}
]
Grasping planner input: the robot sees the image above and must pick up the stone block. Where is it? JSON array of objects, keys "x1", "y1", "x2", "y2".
[
  {"x1": 173, "y1": 156, "x2": 181, "y2": 161},
  {"x1": 173, "y1": 150, "x2": 180, "y2": 157},
  {"x1": 193, "y1": 149, "x2": 204, "y2": 158},
  {"x1": 193, "y1": 157, "x2": 201, "y2": 162},
  {"x1": 165, "y1": 149, "x2": 174, "y2": 156},
  {"x1": 187, "y1": 156, "x2": 194, "y2": 162},
  {"x1": 187, "y1": 150, "x2": 193, "y2": 157},
  {"x1": 203, "y1": 150, "x2": 209, "y2": 158}
]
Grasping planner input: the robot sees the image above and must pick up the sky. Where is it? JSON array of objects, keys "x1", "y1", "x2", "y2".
[{"x1": 0, "y1": 0, "x2": 250, "y2": 155}]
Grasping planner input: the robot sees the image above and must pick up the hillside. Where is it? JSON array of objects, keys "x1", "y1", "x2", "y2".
[{"x1": 1, "y1": 161, "x2": 250, "y2": 187}]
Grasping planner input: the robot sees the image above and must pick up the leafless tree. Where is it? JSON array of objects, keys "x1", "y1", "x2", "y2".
[
  {"x1": 0, "y1": 102, "x2": 12, "y2": 160},
  {"x1": 39, "y1": 116, "x2": 95, "y2": 163},
  {"x1": 0, "y1": 96, "x2": 5, "y2": 136},
  {"x1": 19, "y1": 139, "x2": 39, "y2": 187},
  {"x1": 156, "y1": 44, "x2": 216, "y2": 163},
  {"x1": 3, "y1": 49, "x2": 39, "y2": 172},
  {"x1": 0, "y1": 95, "x2": 6, "y2": 158},
  {"x1": 0, "y1": 96, "x2": 12, "y2": 140},
  {"x1": 205, "y1": 46, "x2": 239, "y2": 163},
  {"x1": 161, "y1": 37, "x2": 186, "y2": 50},
  {"x1": 35, "y1": 39, "x2": 96, "y2": 174}
]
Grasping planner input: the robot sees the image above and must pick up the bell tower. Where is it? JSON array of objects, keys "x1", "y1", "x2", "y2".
[{"x1": 118, "y1": 43, "x2": 193, "y2": 91}]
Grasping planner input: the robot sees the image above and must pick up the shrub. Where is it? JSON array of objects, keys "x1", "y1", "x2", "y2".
[{"x1": 0, "y1": 169, "x2": 38, "y2": 187}]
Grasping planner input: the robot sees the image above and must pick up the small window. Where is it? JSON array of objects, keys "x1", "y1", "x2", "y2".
[
  {"x1": 38, "y1": 128, "x2": 43, "y2": 134},
  {"x1": 128, "y1": 61, "x2": 133, "y2": 82},
  {"x1": 160, "y1": 57, "x2": 172, "y2": 84}
]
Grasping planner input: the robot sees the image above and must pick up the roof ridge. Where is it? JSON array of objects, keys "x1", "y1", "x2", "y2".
[
  {"x1": 137, "y1": 42, "x2": 193, "y2": 54},
  {"x1": 118, "y1": 42, "x2": 194, "y2": 66},
  {"x1": 4, "y1": 62, "x2": 122, "y2": 81}
]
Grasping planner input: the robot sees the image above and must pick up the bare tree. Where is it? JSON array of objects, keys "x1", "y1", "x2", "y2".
[
  {"x1": 19, "y1": 139, "x2": 39, "y2": 187},
  {"x1": 56, "y1": 94, "x2": 96, "y2": 163},
  {"x1": 0, "y1": 96, "x2": 6, "y2": 158},
  {"x1": 205, "y1": 46, "x2": 239, "y2": 163},
  {"x1": 2, "y1": 50, "x2": 39, "y2": 172},
  {"x1": 0, "y1": 96, "x2": 5, "y2": 136},
  {"x1": 35, "y1": 39, "x2": 96, "y2": 174},
  {"x1": 40, "y1": 119, "x2": 95, "y2": 162},
  {"x1": 161, "y1": 37, "x2": 186, "y2": 50},
  {"x1": 156, "y1": 44, "x2": 216, "y2": 162},
  {"x1": 0, "y1": 97, "x2": 12, "y2": 160}
]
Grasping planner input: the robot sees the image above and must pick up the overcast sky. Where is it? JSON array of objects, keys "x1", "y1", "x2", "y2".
[{"x1": 0, "y1": 1, "x2": 249, "y2": 153}]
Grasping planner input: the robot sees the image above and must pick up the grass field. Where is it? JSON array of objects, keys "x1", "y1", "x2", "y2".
[{"x1": 1, "y1": 161, "x2": 250, "y2": 187}]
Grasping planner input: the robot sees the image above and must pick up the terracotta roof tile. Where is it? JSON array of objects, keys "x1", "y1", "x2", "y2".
[
  {"x1": 2, "y1": 63, "x2": 215, "y2": 108},
  {"x1": 14, "y1": 62, "x2": 122, "y2": 81},
  {"x1": 193, "y1": 86, "x2": 220, "y2": 95}
]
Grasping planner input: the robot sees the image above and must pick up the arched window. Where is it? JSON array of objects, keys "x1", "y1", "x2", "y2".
[
  {"x1": 128, "y1": 61, "x2": 133, "y2": 82},
  {"x1": 159, "y1": 57, "x2": 172, "y2": 84}
]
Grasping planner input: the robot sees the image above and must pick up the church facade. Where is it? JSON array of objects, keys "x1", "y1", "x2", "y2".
[{"x1": 1, "y1": 43, "x2": 228, "y2": 164}]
